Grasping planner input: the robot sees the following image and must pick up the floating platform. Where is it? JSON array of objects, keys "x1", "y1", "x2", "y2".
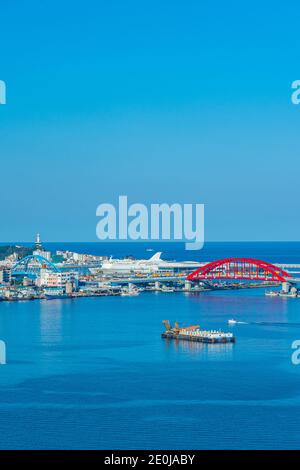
[{"x1": 161, "y1": 320, "x2": 235, "y2": 344}]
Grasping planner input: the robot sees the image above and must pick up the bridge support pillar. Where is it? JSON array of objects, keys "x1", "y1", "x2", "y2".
[
  {"x1": 155, "y1": 281, "x2": 161, "y2": 291},
  {"x1": 184, "y1": 280, "x2": 192, "y2": 291},
  {"x1": 282, "y1": 282, "x2": 292, "y2": 293}
]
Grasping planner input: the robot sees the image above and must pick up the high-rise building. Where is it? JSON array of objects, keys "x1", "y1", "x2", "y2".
[
  {"x1": 34, "y1": 233, "x2": 43, "y2": 251},
  {"x1": 33, "y1": 233, "x2": 52, "y2": 260}
]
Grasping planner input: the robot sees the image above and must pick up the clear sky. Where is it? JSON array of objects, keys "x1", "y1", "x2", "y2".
[{"x1": 1, "y1": 0, "x2": 300, "y2": 242}]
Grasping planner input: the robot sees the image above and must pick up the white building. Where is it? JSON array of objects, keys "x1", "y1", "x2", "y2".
[
  {"x1": 73, "y1": 252, "x2": 86, "y2": 263},
  {"x1": 3, "y1": 252, "x2": 19, "y2": 266},
  {"x1": 33, "y1": 250, "x2": 52, "y2": 261},
  {"x1": 39, "y1": 270, "x2": 78, "y2": 288}
]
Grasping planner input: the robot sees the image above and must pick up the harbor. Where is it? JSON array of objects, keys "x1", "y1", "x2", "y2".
[
  {"x1": 0, "y1": 235, "x2": 296, "y2": 303},
  {"x1": 0, "y1": 241, "x2": 300, "y2": 450},
  {"x1": 1, "y1": 0, "x2": 299, "y2": 453}
]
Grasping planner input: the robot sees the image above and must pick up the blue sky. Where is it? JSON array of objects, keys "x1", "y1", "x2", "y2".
[{"x1": 1, "y1": 0, "x2": 300, "y2": 242}]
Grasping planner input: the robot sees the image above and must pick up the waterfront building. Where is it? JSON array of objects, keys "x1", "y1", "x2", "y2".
[
  {"x1": 65, "y1": 281, "x2": 74, "y2": 295},
  {"x1": 0, "y1": 268, "x2": 11, "y2": 284},
  {"x1": 38, "y1": 269, "x2": 78, "y2": 289}
]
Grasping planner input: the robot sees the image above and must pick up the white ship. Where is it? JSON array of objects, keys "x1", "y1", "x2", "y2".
[{"x1": 101, "y1": 252, "x2": 202, "y2": 274}]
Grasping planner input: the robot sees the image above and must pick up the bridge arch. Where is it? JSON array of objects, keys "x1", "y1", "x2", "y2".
[
  {"x1": 187, "y1": 258, "x2": 291, "y2": 282},
  {"x1": 12, "y1": 255, "x2": 60, "y2": 275}
]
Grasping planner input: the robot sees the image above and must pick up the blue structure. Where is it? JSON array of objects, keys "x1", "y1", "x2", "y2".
[{"x1": 12, "y1": 255, "x2": 60, "y2": 277}]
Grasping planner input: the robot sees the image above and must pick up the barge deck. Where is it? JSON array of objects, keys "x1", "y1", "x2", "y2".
[{"x1": 162, "y1": 320, "x2": 235, "y2": 344}]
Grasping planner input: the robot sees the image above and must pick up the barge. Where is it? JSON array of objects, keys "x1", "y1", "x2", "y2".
[{"x1": 162, "y1": 320, "x2": 235, "y2": 344}]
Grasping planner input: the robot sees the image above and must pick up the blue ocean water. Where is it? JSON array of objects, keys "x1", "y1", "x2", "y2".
[
  {"x1": 5, "y1": 240, "x2": 300, "y2": 263},
  {"x1": 0, "y1": 242, "x2": 300, "y2": 449}
]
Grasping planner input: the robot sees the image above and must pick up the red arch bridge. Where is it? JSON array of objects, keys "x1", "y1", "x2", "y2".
[{"x1": 187, "y1": 258, "x2": 292, "y2": 283}]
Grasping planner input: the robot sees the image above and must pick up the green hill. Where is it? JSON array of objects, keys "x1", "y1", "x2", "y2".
[{"x1": 0, "y1": 245, "x2": 33, "y2": 261}]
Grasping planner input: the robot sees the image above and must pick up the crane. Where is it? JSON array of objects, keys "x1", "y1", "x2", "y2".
[{"x1": 162, "y1": 320, "x2": 200, "y2": 334}]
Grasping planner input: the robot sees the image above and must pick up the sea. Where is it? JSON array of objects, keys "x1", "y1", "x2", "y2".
[{"x1": 0, "y1": 242, "x2": 300, "y2": 449}]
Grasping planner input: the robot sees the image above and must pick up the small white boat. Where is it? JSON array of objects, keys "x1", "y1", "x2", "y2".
[
  {"x1": 121, "y1": 291, "x2": 139, "y2": 297},
  {"x1": 121, "y1": 287, "x2": 141, "y2": 297},
  {"x1": 228, "y1": 319, "x2": 248, "y2": 325}
]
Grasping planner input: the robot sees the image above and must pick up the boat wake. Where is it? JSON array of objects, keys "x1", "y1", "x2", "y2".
[
  {"x1": 228, "y1": 319, "x2": 248, "y2": 325},
  {"x1": 228, "y1": 319, "x2": 300, "y2": 327},
  {"x1": 251, "y1": 322, "x2": 300, "y2": 327}
]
